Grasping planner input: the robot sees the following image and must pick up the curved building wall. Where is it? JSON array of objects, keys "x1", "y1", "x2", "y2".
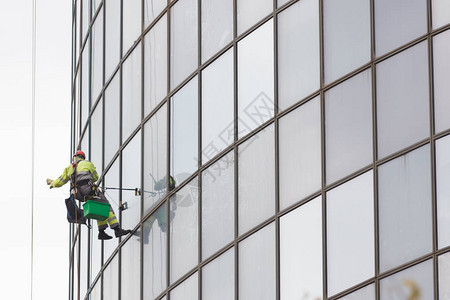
[{"x1": 70, "y1": 0, "x2": 450, "y2": 299}]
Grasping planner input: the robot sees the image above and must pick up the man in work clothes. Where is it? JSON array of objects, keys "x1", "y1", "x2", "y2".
[{"x1": 46, "y1": 150, "x2": 131, "y2": 240}]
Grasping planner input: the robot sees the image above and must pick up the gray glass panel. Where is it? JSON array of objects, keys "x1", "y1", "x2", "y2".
[
  {"x1": 324, "y1": 0, "x2": 370, "y2": 83},
  {"x1": 103, "y1": 255, "x2": 119, "y2": 300},
  {"x1": 104, "y1": 73, "x2": 120, "y2": 165},
  {"x1": 237, "y1": 0, "x2": 272, "y2": 35},
  {"x1": 439, "y1": 252, "x2": 450, "y2": 299},
  {"x1": 91, "y1": 99, "x2": 103, "y2": 177},
  {"x1": 143, "y1": 105, "x2": 167, "y2": 212},
  {"x1": 279, "y1": 97, "x2": 321, "y2": 210},
  {"x1": 92, "y1": 9, "x2": 103, "y2": 102},
  {"x1": 122, "y1": 0, "x2": 141, "y2": 53},
  {"x1": 170, "y1": 273, "x2": 198, "y2": 300},
  {"x1": 239, "y1": 223, "x2": 275, "y2": 300},
  {"x1": 81, "y1": 131, "x2": 90, "y2": 160},
  {"x1": 433, "y1": 30, "x2": 450, "y2": 133},
  {"x1": 93, "y1": 0, "x2": 102, "y2": 13},
  {"x1": 325, "y1": 70, "x2": 373, "y2": 184},
  {"x1": 436, "y1": 135, "x2": 450, "y2": 248},
  {"x1": 376, "y1": 42, "x2": 429, "y2": 159},
  {"x1": 170, "y1": 178, "x2": 199, "y2": 283},
  {"x1": 201, "y1": 49, "x2": 234, "y2": 165},
  {"x1": 105, "y1": 0, "x2": 120, "y2": 79},
  {"x1": 238, "y1": 124, "x2": 275, "y2": 235},
  {"x1": 433, "y1": 0, "x2": 450, "y2": 29},
  {"x1": 90, "y1": 280, "x2": 101, "y2": 300},
  {"x1": 170, "y1": 77, "x2": 198, "y2": 180},
  {"x1": 278, "y1": 0, "x2": 290, "y2": 7},
  {"x1": 327, "y1": 171, "x2": 375, "y2": 296},
  {"x1": 375, "y1": 0, "x2": 427, "y2": 56},
  {"x1": 122, "y1": 45, "x2": 142, "y2": 142},
  {"x1": 80, "y1": 226, "x2": 88, "y2": 299},
  {"x1": 201, "y1": 0, "x2": 233, "y2": 63},
  {"x1": 81, "y1": 47, "x2": 89, "y2": 129},
  {"x1": 378, "y1": 145, "x2": 432, "y2": 272},
  {"x1": 121, "y1": 235, "x2": 140, "y2": 300},
  {"x1": 103, "y1": 159, "x2": 120, "y2": 260},
  {"x1": 202, "y1": 248, "x2": 234, "y2": 300},
  {"x1": 121, "y1": 132, "x2": 141, "y2": 230},
  {"x1": 170, "y1": 0, "x2": 198, "y2": 89},
  {"x1": 380, "y1": 260, "x2": 433, "y2": 299},
  {"x1": 82, "y1": 0, "x2": 90, "y2": 40},
  {"x1": 338, "y1": 284, "x2": 375, "y2": 300},
  {"x1": 144, "y1": 15, "x2": 167, "y2": 116},
  {"x1": 76, "y1": 1, "x2": 80, "y2": 64},
  {"x1": 143, "y1": 204, "x2": 167, "y2": 299},
  {"x1": 202, "y1": 152, "x2": 234, "y2": 259},
  {"x1": 144, "y1": 0, "x2": 166, "y2": 28},
  {"x1": 238, "y1": 20, "x2": 274, "y2": 139},
  {"x1": 278, "y1": 0, "x2": 320, "y2": 111},
  {"x1": 280, "y1": 197, "x2": 322, "y2": 300},
  {"x1": 90, "y1": 221, "x2": 102, "y2": 284}
]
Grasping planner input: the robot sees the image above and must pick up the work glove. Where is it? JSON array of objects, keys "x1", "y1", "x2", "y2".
[{"x1": 46, "y1": 178, "x2": 53, "y2": 189}]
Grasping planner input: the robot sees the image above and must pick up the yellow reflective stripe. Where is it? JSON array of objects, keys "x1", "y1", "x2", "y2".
[
  {"x1": 108, "y1": 212, "x2": 118, "y2": 225},
  {"x1": 58, "y1": 176, "x2": 69, "y2": 183}
]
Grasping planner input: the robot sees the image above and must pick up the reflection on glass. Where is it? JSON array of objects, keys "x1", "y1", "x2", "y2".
[
  {"x1": 238, "y1": 124, "x2": 275, "y2": 235},
  {"x1": 170, "y1": 0, "x2": 198, "y2": 89},
  {"x1": 105, "y1": 0, "x2": 121, "y2": 79},
  {"x1": 202, "y1": 152, "x2": 234, "y2": 259},
  {"x1": 144, "y1": 15, "x2": 167, "y2": 116},
  {"x1": 278, "y1": 0, "x2": 319, "y2": 111},
  {"x1": 122, "y1": 0, "x2": 141, "y2": 53},
  {"x1": 337, "y1": 284, "x2": 375, "y2": 300},
  {"x1": 121, "y1": 235, "x2": 140, "y2": 300},
  {"x1": 439, "y1": 252, "x2": 450, "y2": 299},
  {"x1": 91, "y1": 99, "x2": 103, "y2": 177},
  {"x1": 143, "y1": 204, "x2": 167, "y2": 299},
  {"x1": 378, "y1": 145, "x2": 432, "y2": 272},
  {"x1": 121, "y1": 132, "x2": 141, "y2": 230},
  {"x1": 435, "y1": 135, "x2": 450, "y2": 248},
  {"x1": 433, "y1": 30, "x2": 450, "y2": 133},
  {"x1": 202, "y1": 49, "x2": 234, "y2": 165},
  {"x1": 81, "y1": 47, "x2": 89, "y2": 129},
  {"x1": 237, "y1": 0, "x2": 272, "y2": 35},
  {"x1": 239, "y1": 223, "x2": 275, "y2": 300},
  {"x1": 170, "y1": 272, "x2": 198, "y2": 300},
  {"x1": 103, "y1": 159, "x2": 120, "y2": 260},
  {"x1": 122, "y1": 45, "x2": 142, "y2": 142},
  {"x1": 202, "y1": 248, "x2": 234, "y2": 300},
  {"x1": 376, "y1": 42, "x2": 429, "y2": 159},
  {"x1": 144, "y1": 0, "x2": 166, "y2": 28},
  {"x1": 280, "y1": 197, "x2": 322, "y2": 300},
  {"x1": 325, "y1": 70, "x2": 372, "y2": 184},
  {"x1": 201, "y1": 0, "x2": 233, "y2": 63},
  {"x1": 238, "y1": 20, "x2": 274, "y2": 138},
  {"x1": 92, "y1": 9, "x2": 104, "y2": 102},
  {"x1": 170, "y1": 178, "x2": 198, "y2": 283},
  {"x1": 327, "y1": 171, "x2": 374, "y2": 296},
  {"x1": 104, "y1": 73, "x2": 120, "y2": 166},
  {"x1": 375, "y1": 0, "x2": 427, "y2": 56},
  {"x1": 432, "y1": 0, "x2": 450, "y2": 29},
  {"x1": 103, "y1": 255, "x2": 119, "y2": 300},
  {"x1": 144, "y1": 105, "x2": 167, "y2": 212},
  {"x1": 279, "y1": 97, "x2": 321, "y2": 210},
  {"x1": 380, "y1": 260, "x2": 433, "y2": 299},
  {"x1": 170, "y1": 77, "x2": 198, "y2": 180}
]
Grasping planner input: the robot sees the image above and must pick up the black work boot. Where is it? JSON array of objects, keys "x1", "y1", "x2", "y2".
[
  {"x1": 114, "y1": 227, "x2": 131, "y2": 238},
  {"x1": 98, "y1": 230, "x2": 113, "y2": 240}
]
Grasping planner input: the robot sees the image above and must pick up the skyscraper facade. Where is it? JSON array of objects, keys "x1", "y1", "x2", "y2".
[{"x1": 70, "y1": 0, "x2": 450, "y2": 299}]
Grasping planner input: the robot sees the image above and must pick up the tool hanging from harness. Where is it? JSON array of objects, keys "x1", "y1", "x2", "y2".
[{"x1": 65, "y1": 160, "x2": 90, "y2": 226}]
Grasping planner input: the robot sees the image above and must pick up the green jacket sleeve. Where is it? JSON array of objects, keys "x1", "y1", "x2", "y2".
[{"x1": 51, "y1": 165, "x2": 72, "y2": 188}]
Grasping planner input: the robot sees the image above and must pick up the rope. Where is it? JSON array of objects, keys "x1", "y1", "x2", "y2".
[{"x1": 30, "y1": 0, "x2": 36, "y2": 297}]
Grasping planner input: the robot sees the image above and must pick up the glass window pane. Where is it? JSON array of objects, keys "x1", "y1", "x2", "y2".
[
  {"x1": 378, "y1": 145, "x2": 432, "y2": 272},
  {"x1": 121, "y1": 132, "x2": 142, "y2": 230},
  {"x1": 170, "y1": 77, "x2": 198, "y2": 180},
  {"x1": 375, "y1": 0, "x2": 427, "y2": 56},
  {"x1": 144, "y1": 15, "x2": 167, "y2": 116},
  {"x1": 91, "y1": 99, "x2": 103, "y2": 177},
  {"x1": 92, "y1": 9, "x2": 104, "y2": 102},
  {"x1": 201, "y1": 49, "x2": 234, "y2": 164},
  {"x1": 121, "y1": 235, "x2": 140, "y2": 300},
  {"x1": 76, "y1": 1, "x2": 81, "y2": 64},
  {"x1": 279, "y1": 97, "x2": 321, "y2": 210},
  {"x1": 433, "y1": 30, "x2": 450, "y2": 133},
  {"x1": 123, "y1": 0, "x2": 141, "y2": 53},
  {"x1": 237, "y1": 0, "x2": 272, "y2": 35},
  {"x1": 170, "y1": 272, "x2": 198, "y2": 300},
  {"x1": 380, "y1": 260, "x2": 433, "y2": 299},
  {"x1": 202, "y1": 248, "x2": 234, "y2": 300},
  {"x1": 90, "y1": 221, "x2": 103, "y2": 284},
  {"x1": 82, "y1": 0, "x2": 90, "y2": 40},
  {"x1": 238, "y1": 20, "x2": 274, "y2": 139},
  {"x1": 103, "y1": 159, "x2": 120, "y2": 260},
  {"x1": 82, "y1": 46, "x2": 90, "y2": 129},
  {"x1": 278, "y1": 0, "x2": 290, "y2": 7},
  {"x1": 170, "y1": 178, "x2": 199, "y2": 283},
  {"x1": 337, "y1": 284, "x2": 375, "y2": 300},
  {"x1": 439, "y1": 252, "x2": 450, "y2": 299},
  {"x1": 278, "y1": 0, "x2": 320, "y2": 111},
  {"x1": 170, "y1": 0, "x2": 198, "y2": 89},
  {"x1": 201, "y1": 0, "x2": 233, "y2": 63},
  {"x1": 103, "y1": 255, "x2": 119, "y2": 300},
  {"x1": 202, "y1": 152, "x2": 234, "y2": 259},
  {"x1": 280, "y1": 197, "x2": 322, "y2": 300},
  {"x1": 324, "y1": 0, "x2": 370, "y2": 83},
  {"x1": 122, "y1": 45, "x2": 142, "y2": 142},
  {"x1": 327, "y1": 171, "x2": 375, "y2": 296},
  {"x1": 105, "y1": 0, "x2": 120, "y2": 79},
  {"x1": 376, "y1": 42, "x2": 429, "y2": 159},
  {"x1": 93, "y1": 0, "x2": 102, "y2": 13},
  {"x1": 325, "y1": 70, "x2": 373, "y2": 184},
  {"x1": 239, "y1": 223, "x2": 275, "y2": 300},
  {"x1": 436, "y1": 135, "x2": 450, "y2": 248},
  {"x1": 90, "y1": 279, "x2": 101, "y2": 300},
  {"x1": 143, "y1": 104, "x2": 167, "y2": 212},
  {"x1": 80, "y1": 226, "x2": 88, "y2": 299},
  {"x1": 144, "y1": 0, "x2": 166, "y2": 28},
  {"x1": 104, "y1": 73, "x2": 120, "y2": 165},
  {"x1": 143, "y1": 204, "x2": 167, "y2": 299},
  {"x1": 432, "y1": 0, "x2": 450, "y2": 29},
  {"x1": 238, "y1": 124, "x2": 275, "y2": 235}
]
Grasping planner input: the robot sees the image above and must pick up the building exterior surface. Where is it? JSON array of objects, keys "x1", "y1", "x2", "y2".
[{"x1": 70, "y1": 0, "x2": 450, "y2": 299}]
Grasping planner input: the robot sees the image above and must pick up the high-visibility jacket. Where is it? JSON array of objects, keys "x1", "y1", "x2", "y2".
[{"x1": 51, "y1": 159, "x2": 99, "y2": 188}]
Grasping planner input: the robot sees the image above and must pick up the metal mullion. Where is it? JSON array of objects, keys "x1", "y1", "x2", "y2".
[
  {"x1": 140, "y1": 0, "x2": 145, "y2": 298},
  {"x1": 118, "y1": 0, "x2": 124, "y2": 297},
  {"x1": 197, "y1": 0, "x2": 203, "y2": 298},
  {"x1": 77, "y1": 226, "x2": 81, "y2": 300},
  {"x1": 166, "y1": 1, "x2": 171, "y2": 298}
]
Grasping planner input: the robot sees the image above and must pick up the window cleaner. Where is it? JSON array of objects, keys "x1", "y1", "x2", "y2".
[{"x1": 47, "y1": 150, "x2": 131, "y2": 240}]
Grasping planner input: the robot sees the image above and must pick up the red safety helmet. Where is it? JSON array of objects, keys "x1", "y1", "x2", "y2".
[{"x1": 73, "y1": 150, "x2": 86, "y2": 159}]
